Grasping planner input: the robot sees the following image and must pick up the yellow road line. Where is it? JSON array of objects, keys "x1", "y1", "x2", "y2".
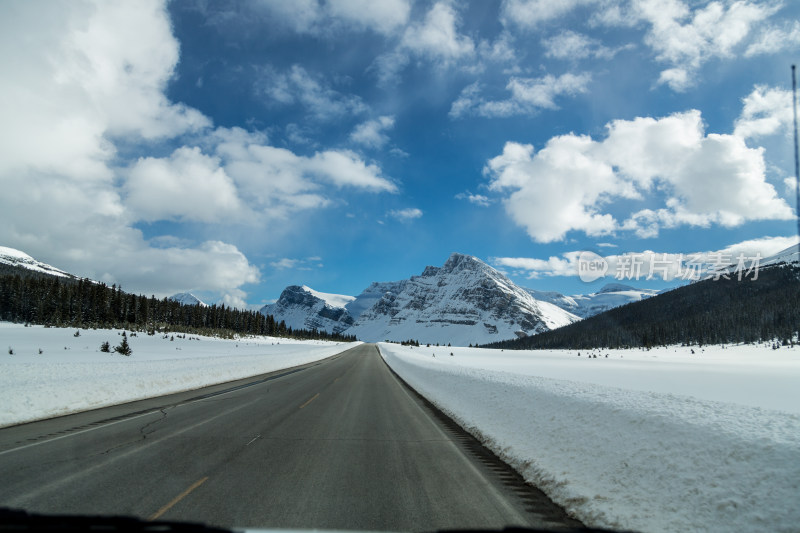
[
  {"x1": 299, "y1": 393, "x2": 320, "y2": 409},
  {"x1": 148, "y1": 476, "x2": 209, "y2": 521}
]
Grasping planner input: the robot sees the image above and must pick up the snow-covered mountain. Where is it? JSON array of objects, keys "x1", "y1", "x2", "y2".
[
  {"x1": 259, "y1": 285, "x2": 355, "y2": 334},
  {"x1": 527, "y1": 283, "x2": 661, "y2": 319},
  {"x1": 347, "y1": 253, "x2": 579, "y2": 345},
  {"x1": 0, "y1": 246, "x2": 79, "y2": 279},
  {"x1": 345, "y1": 280, "x2": 408, "y2": 319},
  {"x1": 755, "y1": 244, "x2": 799, "y2": 267},
  {"x1": 168, "y1": 292, "x2": 208, "y2": 307}
]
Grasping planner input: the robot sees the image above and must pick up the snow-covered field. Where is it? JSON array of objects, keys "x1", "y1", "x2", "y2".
[
  {"x1": 379, "y1": 342, "x2": 800, "y2": 533},
  {"x1": 0, "y1": 322, "x2": 357, "y2": 428}
]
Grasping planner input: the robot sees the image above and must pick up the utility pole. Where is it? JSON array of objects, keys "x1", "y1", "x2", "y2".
[{"x1": 793, "y1": 65, "x2": 800, "y2": 255}]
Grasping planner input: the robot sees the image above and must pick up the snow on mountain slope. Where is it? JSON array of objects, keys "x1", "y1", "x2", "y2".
[
  {"x1": 0, "y1": 246, "x2": 78, "y2": 279},
  {"x1": 259, "y1": 285, "x2": 355, "y2": 334},
  {"x1": 345, "y1": 280, "x2": 408, "y2": 319},
  {"x1": 758, "y1": 243, "x2": 800, "y2": 267},
  {"x1": 301, "y1": 285, "x2": 356, "y2": 309},
  {"x1": 168, "y1": 292, "x2": 208, "y2": 307},
  {"x1": 348, "y1": 253, "x2": 579, "y2": 345},
  {"x1": 527, "y1": 283, "x2": 660, "y2": 319}
]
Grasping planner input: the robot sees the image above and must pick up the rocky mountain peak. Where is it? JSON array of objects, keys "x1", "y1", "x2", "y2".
[{"x1": 441, "y1": 252, "x2": 487, "y2": 274}]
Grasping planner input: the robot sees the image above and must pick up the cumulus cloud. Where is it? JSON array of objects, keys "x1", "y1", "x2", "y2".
[
  {"x1": 212, "y1": 130, "x2": 397, "y2": 217},
  {"x1": 484, "y1": 110, "x2": 793, "y2": 243},
  {"x1": 734, "y1": 85, "x2": 793, "y2": 139},
  {"x1": 126, "y1": 147, "x2": 245, "y2": 223},
  {"x1": 636, "y1": 0, "x2": 778, "y2": 91},
  {"x1": 401, "y1": 2, "x2": 474, "y2": 60},
  {"x1": 350, "y1": 116, "x2": 396, "y2": 148},
  {"x1": 374, "y1": 2, "x2": 475, "y2": 84},
  {"x1": 0, "y1": 1, "x2": 397, "y2": 302},
  {"x1": 450, "y1": 73, "x2": 591, "y2": 118},
  {"x1": 501, "y1": 0, "x2": 786, "y2": 92},
  {"x1": 0, "y1": 1, "x2": 252, "y2": 299},
  {"x1": 388, "y1": 208, "x2": 423, "y2": 221}
]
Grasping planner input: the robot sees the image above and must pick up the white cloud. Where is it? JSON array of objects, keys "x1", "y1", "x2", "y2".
[
  {"x1": 485, "y1": 139, "x2": 621, "y2": 242},
  {"x1": 220, "y1": 288, "x2": 250, "y2": 310},
  {"x1": 0, "y1": 1, "x2": 255, "y2": 300},
  {"x1": 542, "y1": 30, "x2": 618, "y2": 60},
  {"x1": 269, "y1": 257, "x2": 322, "y2": 271},
  {"x1": 400, "y1": 2, "x2": 475, "y2": 62},
  {"x1": 494, "y1": 235, "x2": 798, "y2": 280},
  {"x1": 450, "y1": 73, "x2": 591, "y2": 118},
  {"x1": 493, "y1": 254, "x2": 580, "y2": 278},
  {"x1": 307, "y1": 150, "x2": 397, "y2": 191},
  {"x1": 270, "y1": 258, "x2": 301, "y2": 270},
  {"x1": 501, "y1": 0, "x2": 791, "y2": 93},
  {"x1": 484, "y1": 110, "x2": 793, "y2": 243},
  {"x1": 126, "y1": 147, "x2": 245, "y2": 223},
  {"x1": 785, "y1": 177, "x2": 798, "y2": 197},
  {"x1": 253, "y1": 0, "x2": 411, "y2": 35},
  {"x1": 212, "y1": 132, "x2": 397, "y2": 217},
  {"x1": 374, "y1": 1, "x2": 475, "y2": 84},
  {"x1": 388, "y1": 208, "x2": 423, "y2": 221},
  {"x1": 734, "y1": 85, "x2": 793, "y2": 140},
  {"x1": 634, "y1": 0, "x2": 778, "y2": 91},
  {"x1": 501, "y1": 0, "x2": 597, "y2": 28},
  {"x1": 326, "y1": 0, "x2": 411, "y2": 35},
  {"x1": 350, "y1": 116, "x2": 396, "y2": 148},
  {"x1": 657, "y1": 68, "x2": 691, "y2": 92},
  {"x1": 745, "y1": 20, "x2": 800, "y2": 57},
  {"x1": 255, "y1": 65, "x2": 367, "y2": 120},
  {"x1": 0, "y1": 1, "x2": 207, "y2": 182},
  {"x1": 254, "y1": 0, "x2": 320, "y2": 33},
  {"x1": 456, "y1": 191, "x2": 492, "y2": 206},
  {"x1": 0, "y1": 0, "x2": 399, "y2": 304}
]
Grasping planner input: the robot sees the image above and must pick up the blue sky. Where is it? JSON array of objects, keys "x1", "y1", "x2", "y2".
[{"x1": 1, "y1": 0, "x2": 799, "y2": 308}]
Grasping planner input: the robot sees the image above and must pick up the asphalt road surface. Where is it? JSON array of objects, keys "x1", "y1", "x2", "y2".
[{"x1": 0, "y1": 343, "x2": 582, "y2": 531}]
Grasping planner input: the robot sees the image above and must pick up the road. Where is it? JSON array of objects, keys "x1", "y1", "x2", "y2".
[{"x1": 0, "y1": 343, "x2": 582, "y2": 531}]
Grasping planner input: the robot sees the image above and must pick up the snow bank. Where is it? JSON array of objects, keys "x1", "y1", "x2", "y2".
[
  {"x1": 0, "y1": 322, "x2": 357, "y2": 427},
  {"x1": 379, "y1": 342, "x2": 800, "y2": 533}
]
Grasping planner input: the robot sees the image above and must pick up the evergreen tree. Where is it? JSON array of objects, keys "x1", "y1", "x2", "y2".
[{"x1": 114, "y1": 332, "x2": 132, "y2": 356}]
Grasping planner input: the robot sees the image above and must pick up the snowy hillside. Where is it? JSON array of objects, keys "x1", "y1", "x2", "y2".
[
  {"x1": 754, "y1": 243, "x2": 800, "y2": 267},
  {"x1": 348, "y1": 253, "x2": 579, "y2": 345},
  {"x1": 0, "y1": 246, "x2": 78, "y2": 279},
  {"x1": 528, "y1": 283, "x2": 660, "y2": 319},
  {"x1": 345, "y1": 280, "x2": 408, "y2": 319},
  {"x1": 301, "y1": 285, "x2": 356, "y2": 309},
  {"x1": 168, "y1": 292, "x2": 208, "y2": 307},
  {"x1": 260, "y1": 285, "x2": 355, "y2": 334}
]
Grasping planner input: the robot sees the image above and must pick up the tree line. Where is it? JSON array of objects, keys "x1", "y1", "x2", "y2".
[
  {"x1": 0, "y1": 273, "x2": 356, "y2": 342},
  {"x1": 485, "y1": 263, "x2": 800, "y2": 350}
]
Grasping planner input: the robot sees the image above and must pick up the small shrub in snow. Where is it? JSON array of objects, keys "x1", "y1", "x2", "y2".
[
  {"x1": 100, "y1": 341, "x2": 110, "y2": 353},
  {"x1": 73, "y1": 330, "x2": 80, "y2": 337},
  {"x1": 114, "y1": 333, "x2": 132, "y2": 356}
]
